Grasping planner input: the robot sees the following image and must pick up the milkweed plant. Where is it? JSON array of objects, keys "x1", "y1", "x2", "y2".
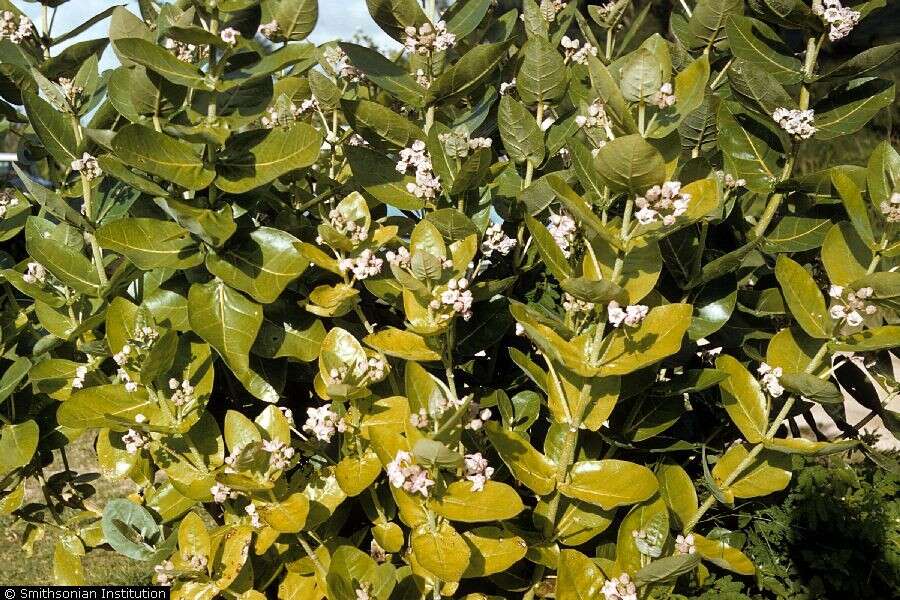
[{"x1": 0, "y1": 0, "x2": 896, "y2": 598}]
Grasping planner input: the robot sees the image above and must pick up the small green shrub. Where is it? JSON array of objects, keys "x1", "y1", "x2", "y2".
[{"x1": 0, "y1": 0, "x2": 897, "y2": 598}]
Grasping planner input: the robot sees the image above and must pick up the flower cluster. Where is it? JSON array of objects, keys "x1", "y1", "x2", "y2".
[
  {"x1": 829, "y1": 285, "x2": 877, "y2": 327},
  {"x1": 385, "y1": 246, "x2": 412, "y2": 269},
  {"x1": 409, "y1": 408, "x2": 430, "y2": 429},
  {"x1": 575, "y1": 99, "x2": 610, "y2": 131},
  {"x1": 0, "y1": 11, "x2": 34, "y2": 44},
  {"x1": 396, "y1": 140, "x2": 442, "y2": 200},
  {"x1": 210, "y1": 482, "x2": 238, "y2": 503},
  {"x1": 121, "y1": 429, "x2": 148, "y2": 455},
  {"x1": 674, "y1": 533, "x2": 696, "y2": 555},
  {"x1": 22, "y1": 262, "x2": 46, "y2": 285},
  {"x1": 591, "y1": 0, "x2": 620, "y2": 23},
  {"x1": 607, "y1": 301, "x2": 649, "y2": 328},
  {"x1": 437, "y1": 131, "x2": 492, "y2": 158},
  {"x1": 465, "y1": 405, "x2": 492, "y2": 430},
  {"x1": 322, "y1": 46, "x2": 365, "y2": 82},
  {"x1": 813, "y1": 0, "x2": 860, "y2": 41},
  {"x1": 430, "y1": 277, "x2": 474, "y2": 321},
  {"x1": 540, "y1": 0, "x2": 568, "y2": 21},
  {"x1": 0, "y1": 189, "x2": 19, "y2": 220},
  {"x1": 772, "y1": 108, "x2": 816, "y2": 140},
  {"x1": 880, "y1": 191, "x2": 900, "y2": 223},
  {"x1": 635, "y1": 181, "x2": 691, "y2": 226},
  {"x1": 219, "y1": 27, "x2": 240, "y2": 47},
  {"x1": 326, "y1": 355, "x2": 387, "y2": 387},
  {"x1": 602, "y1": 573, "x2": 637, "y2": 600},
  {"x1": 326, "y1": 207, "x2": 368, "y2": 244},
  {"x1": 165, "y1": 38, "x2": 205, "y2": 63},
  {"x1": 481, "y1": 222, "x2": 517, "y2": 257},
  {"x1": 547, "y1": 213, "x2": 578, "y2": 257},
  {"x1": 153, "y1": 561, "x2": 175, "y2": 586},
  {"x1": 560, "y1": 36, "x2": 598, "y2": 65},
  {"x1": 386, "y1": 450, "x2": 434, "y2": 497},
  {"x1": 257, "y1": 20, "x2": 279, "y2": 39},
  {"x1": 71, "y1": 366, "x2": 88, "y2": 390},
  {"x1": 403, "y1": 21, "x2": 456, "y2": 55},
  {"x1": 262, "y1": 439, "x2": 295, "y2": 470},
  {"x1": 757, "y1": 362, "x2": 785, "y2": 398},
  {"x1": 651, "y1": 82, "x2": 676, "y2": 108},
  {"x1": 168, "y1": 378, "x2": 195, "y2": 407},
  {"x1": 500, "y1": 79, "x2": 517, "y2": 95},
  {"x1": 339, "y1": 249, "x2": 384, "y2": 280},
  {"x1": 563, "y1": 293, "x2": 595, "y2": 315},
  {"x1": 72, "y1": 153, "x2": 102, "y2": 181},
  {"x1": 463, "y1": 452, "x2": 494, "y2": 492},
  {"x1": 57, "y1": 78, "x2": 84, "y2": 108},
  {"x1": 244, "y1": 502, "x2": 262, "y2": 528},
  {"x1": 355, "y1": 583, "x2": 372, "y2": 600},
  {"x1": 723, "y1": 173, "x2": 747, "y2": 189},
  {"x1": 260, "y1": 102, "x2": 311, "y2": 129},
  {"x1": 302, "y1": 405, "x2": 342, "y2": 442}
]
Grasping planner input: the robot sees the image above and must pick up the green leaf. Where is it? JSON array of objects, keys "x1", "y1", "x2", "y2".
[
  {"x1": 23, "y1": 91, "x2": 78, "y2": 167},
  {"x1": 445, "y1": 0, "x2": 493, "y2": 39},
  {"x1": 188, "y1": 280, "x2": 269, "y2": 400},
  {"x1": 728, "y1": 59, "x2": 794, "y2": 115},
  {"x1": 620, "y1": 48, "x2": 662, "y2": 102},
  {"x1": 0, "y1": 420, "x2": 39, "y2": 475},
  {"x1": 517, "y1": 37, "x2": 568, "y2": 104},
  {"x1": 814, "y1": 79, "x2": 895, "y2": 141},
  {"x1": 112, "y1": 38, "x2": 211, "y2": 90},
  {"x1": 58, "y1": 385, "x2": 158, "y2": 430},
  {"x1": 656, "y1": 461, "x2": 698, "y2": 530},
  {"x1": 688, "y1": 0, "x2": 744, "y2": 50},
  {"x1": 112, "y1": 124, "x2": 215, "y2": 191},
  {"x1": 762, "y1": 215, "x2": 834, "y2": 253},
  {"x1": 763, "y1": 438, "x2": 858, "y2": 456},
  {"x1": 0, "y1": 357, "x2": 31, "y2": 406},
  {"x1": 366, "y1": 0, "x2": 428, "y2": 43},
  {"x1": 498, "y1": 96, "x2": 544, "y2": 164},
  {"x1": 593, "y1": 134, "x2": 666, "y2": 194},
  {"x1": 485, "y1": 422, "x2": 556, "y2": 496},
  {"x1": 693, "y1": 533, "x2": 755, "y2": 575},
  {"x1": 555, "y1": 549, "x2": 605, "y2": 600},
  {"x1": 101, "y1": 499, "x2": 163, "y2": 561},
  {"x1": 96, "y1": 218, "x2": 202, "y2": 270},
  {"x1": 717, "y1": 102, "x2": 783, "y2": 194},
  {"x1": 462, "y1": 526, "x2": 528, "y2": 578},
  {"x1": 427, "y1": 41, "x2": 511, "y2": 104},
  {"x1": 274, "y1": 0, "x2": 318, "y2": 41},
  {"x1": 713, "y1": 443, "x2": 791, "y2": 499},
  {"x1": 260, "y1": 493, "x2": 310, "y2": 532},
  {"x1": 635, "y1": 554, "x2": 701, "y2": 585},
  {"x1": 430, "y1": 481, "x2": 525, "y2": 523},
  {"x1": 339, "y1": 43, "x2": 426, "y2": 108},
  {"x1": 715, "y1": 355, "x2": 768, "y2": 443},
  {"x1": 335, "y1": 449, "x2": 382, "y2": 496},
  {"x1": 25, "y1": 217, "x2": 101, "y2": 297},
  {"x1": 598, "y1": 304, "x2": 693, "y2": 375},
  {"x1": 819, "y1": 43, "x2": 900, "y2": 83},
  {"x1": 205, "y1": 227, "x2": 307, "y2": 304},
  {"x1": 725, "y1": 16, "x2": 802, "y2": 84},
  {"x1": 364, "y1": 327, "x2": 441, "y2": 361},
  {"x1": 831, "y1": 168, "x2": 875, "y2": 249},
  {"x1": 346, "y1": 146, "x2": 424, "y2": 210},
  {"x1": 525, "y1": 214, "x2": 572, "y2": 282},
  {"x1": 410, "y1": 521, "x2": 471, "y2": 582},
  {"x1": 559, "y1": 460, "x2": 658, "y2": 510},
  {"x1": 342, "y1": 99, "x2": 424, "y2": 148},
  {"x1": 780, "y1": 373, "x2": 842, "y2": 404},
  {"x1": 216, "y1": 123, "x2": 322, "y2": 193},
  {"x1": 775, "y1": 255, "x2": 830, "y2": 339}
]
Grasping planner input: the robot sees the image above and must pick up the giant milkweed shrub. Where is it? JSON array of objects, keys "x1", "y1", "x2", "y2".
[{"x1": 0, "y1": 0, "x2": 897, "y2": 596}]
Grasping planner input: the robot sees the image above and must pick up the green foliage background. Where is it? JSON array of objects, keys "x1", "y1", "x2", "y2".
[{"x1": 0, "y1": 0, "x2": 897, "y2": 598}]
